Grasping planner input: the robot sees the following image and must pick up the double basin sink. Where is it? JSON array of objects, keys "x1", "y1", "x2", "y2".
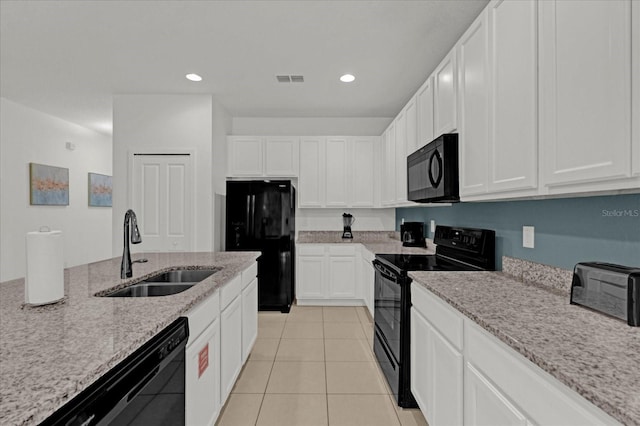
[{"x1": 102, "y1": 268, "x2": 220, "y2": 297}]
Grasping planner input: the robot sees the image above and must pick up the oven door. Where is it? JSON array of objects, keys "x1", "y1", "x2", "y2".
[{"x1": 373, "y1": 260, "x2": 402, "y2": 363}]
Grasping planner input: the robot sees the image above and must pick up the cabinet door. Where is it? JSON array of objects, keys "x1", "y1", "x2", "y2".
[
  {"x1": 186, "y1": 318, "x2": 220, "y2": 426},
  {"x1": 264, "y1": 137, "x2": 299, "y2": 177},
  {"x1": 351, "y1": 137, "x2": 376, "y2": 207},
  {"x1": 382, "y1": 123, "x2": 397, "y2": 206},
  {"x1": 430, "y1": 326, "x2": 464, "y2": 426},
  {"x1": 325, "y1": 137, "x2": 349, "y2": 207},
  {"x1": 364, "y1": 259, "x2": 375, "y2": 318},
  {"x1": 220, "y1": 295, "x2": 242, "y2": 405},
  {"x1": 434, "y1": 51, "x2": 458, "y2": 135},
  {"x1": 241, "y1": 278, "x2": 258, "y2": 363},
  {"x1": 405, "y1": 97, "x2": 418, "y2": 155},
  {"x1": 458, "y1": 9, "x2": 490, "y2": 197},
  {"x1": 489, "y1": 0, "x2": 538, "y2": 193},
  {"x1": 228, "y1": 137, "x2": 263, "y2": 176},
  {"x1": 417, "y1": 77, "x2": 435, "y2": 147},
  {"x1": 633, "y1": 0, "x2": 640, "y2": 176},
  {"x1": 395, "y1": 110, "x2": 408, "y2": 203},
  {"x1": 540, "y1": 0, "x2": 632, "y2": 185},
  {"x1": 299, "y1": 137, "x2": 326, "y2": 208},
  {"x1": 328, "y1": 255, "x2": 357, "y2": 299},
  {"x1": 410, "y1": 308, "x2": 432, "y2": 417},
  {"x1": 297, "y1": 255, "x2": 326, "y2": 299}
]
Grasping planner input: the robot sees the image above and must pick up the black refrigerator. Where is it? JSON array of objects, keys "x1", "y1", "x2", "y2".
[{"x1": 225, "y1": 180, "x2": 295, "y2": 313}]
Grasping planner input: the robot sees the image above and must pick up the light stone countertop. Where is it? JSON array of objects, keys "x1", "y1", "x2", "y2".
[
  {"x1": 409, "y1": 270, "x2": 640, "y2": 426},
  {"x1": 297, "y1": 231, "x2": 436, "y2": 255},
  {"x1": 0, "y1": 251, "x2": 260, "y2": 426}
]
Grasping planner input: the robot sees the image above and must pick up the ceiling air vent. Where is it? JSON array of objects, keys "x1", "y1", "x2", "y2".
[{"x1": 276, "y1": 75, "x2": 304, "y2": 83}]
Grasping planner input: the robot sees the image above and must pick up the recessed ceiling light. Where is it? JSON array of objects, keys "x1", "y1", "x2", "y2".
[
  {"x1": 186, "y1": 73, "x2": 202, "y2": 82},
  {"x1": 340, "y1": 74, "x2": 355, "y2": 83}
]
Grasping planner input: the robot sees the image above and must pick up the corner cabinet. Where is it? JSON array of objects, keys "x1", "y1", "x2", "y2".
[
  {"x1": 411, "y1": 283, "x2": 622, "y2": 426},
  {"x1": 539, "y1": 0, "x2": 632, "y2": 186}
]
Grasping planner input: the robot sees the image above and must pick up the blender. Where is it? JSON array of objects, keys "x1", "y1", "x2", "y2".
[{"x1": 342, "y1": 213, "x2": 355, "y2": 239}]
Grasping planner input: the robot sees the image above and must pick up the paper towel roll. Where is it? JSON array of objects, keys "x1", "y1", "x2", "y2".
[{"x1": 25, "y1": 229, "x2": 64, "y2": 305}]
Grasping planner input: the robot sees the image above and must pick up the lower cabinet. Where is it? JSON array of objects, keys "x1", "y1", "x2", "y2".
[
  {"x1": 241, "y1": 277, "x2": 258, "y2": 363},
  {"x1": 220, "y1": 293, "x2": 242, "y2": 404},
  {"x1": 360, "y1": 247, "x2": 375, "y2": 318},
  {"x1": 411, "y1": 283, "x2": 621, "y2": 426},
  {"x1": 296, "y1": 244, "x2": 362, "y2": 305}
]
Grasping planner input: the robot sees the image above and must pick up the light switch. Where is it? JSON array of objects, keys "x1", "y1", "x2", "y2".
[
  {"x1": 430, "y1": 220, "x2": 436, "y2": 234},
  {"x1": 523, "y1": 226, "x2": 535, "y2": 248}
]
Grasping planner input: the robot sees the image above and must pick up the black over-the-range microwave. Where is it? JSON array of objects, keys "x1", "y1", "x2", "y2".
[{"x1": 407, "y1": 133, "x2": 460, "y2": 203}]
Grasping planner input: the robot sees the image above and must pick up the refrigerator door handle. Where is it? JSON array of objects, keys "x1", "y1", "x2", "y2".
[
  {"x1": 250, "y1": 195, "x2": 256, "y2": 237},
  {"x1": 246, "y1": 195, "x2": 252, "y2": 240}
]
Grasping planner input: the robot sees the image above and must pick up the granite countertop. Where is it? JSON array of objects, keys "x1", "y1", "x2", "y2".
[
  {"x1": 297, "y1": 231, "x2": 435, "y2": 255},
  {"x1": 0, "y1": 251, "x2": 259, "y2": 426},
  {"x1": 409, "y1": 269, "x2": 640, "y2": 426}
]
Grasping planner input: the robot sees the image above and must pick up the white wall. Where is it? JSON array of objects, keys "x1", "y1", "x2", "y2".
[
  {"x1": 112, "y1": 95, "x2": 214, "y2": 255},
  {"x1": 0, "y1": 98, "x2": 113, "y2": 281},
  {"x1": 232, "y1": 117, "x2": 392, "y2": 136},
  {"x1": 296, "y1": 208, "x2": 395, "y2": 231},
  {"x1": 212, "y1": 98, "x2": 232, "y2": 251}
]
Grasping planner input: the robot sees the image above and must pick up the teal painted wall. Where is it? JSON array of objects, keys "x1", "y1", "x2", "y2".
[{"x1": 396, "y1": 194, "x2": 640, "y2": 270}]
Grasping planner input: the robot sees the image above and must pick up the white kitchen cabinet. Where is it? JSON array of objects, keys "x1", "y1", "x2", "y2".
[
  {"x1": 633, "y1": 0, "x2": 640, "y2": 176},
  {"x1": 434, "y1": 50, "x2": 458, "y2": 135},
  {"x1": 539, "y1": 0, "x2": 632, "y2": 186},
  {"x1": 296, "y1": 244, "x2": 363, "y2": 305},
  {"x1": 186, "y1": 318, "x2": 221, "y2": 426},
  {"x1": 458, "y1": 8, "x2": 490, "y2": 197},
  {"x1": 417, "y1": 77, "x2": 435, "y2": 148},
  {"x1": 382, "y1": 123, "x2": 396, "y2": 206},
  {"x1": 395, "y1": 110, "x2": 408, "y2": 204},
  {"x1": 350, "y1": 137, "x2": 376, "y2": 207},
  {"x1": 405, "y1": 96, "x2": 418, "y2": 155},
  {"x1": 264, "y1": 137, "x2": 299, "y2": 177},
  {"x1": 241, "y1": 262, "x2": 258, "y2": 364},
  {"x1": 227, "y1": 136, "x2": 298, "y2": 177},
  {"x1": 411, "y1": 284, "x2": 464, "y2": 426},
  {"x1": 360, "y1": 247, "x2": 375, "y2": 318},
  {"x1": 325, "y1": 137, "x2": 349, "y2": 207},
  {"x1": 220, "y1": 286, "x2": 242, "y2": 405},
  {"x1": 299, "y1": 137, "x2": 326, "y2": 207},
  {"x1": 227, "y1": 137, "x2": 263, "y2": 176},
  {"x1": 488, "y1": 0, "x2": 537, "y2": 194}
]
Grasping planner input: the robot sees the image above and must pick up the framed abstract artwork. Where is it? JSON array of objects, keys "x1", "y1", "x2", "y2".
[
  {"x1": 29, "y1": 163, "x2": 69, "y2": 206},
  {"x1": 88, "y1": 173, "x2": 112, "y2": 207}
]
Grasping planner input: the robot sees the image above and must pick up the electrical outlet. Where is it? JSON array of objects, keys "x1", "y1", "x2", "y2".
[
  {"x1": 523, "y1": 226, "x2": 535, "y2": 248},
  {"x1": 430, "y1": 220, "x2": 436, "y2": 234}
]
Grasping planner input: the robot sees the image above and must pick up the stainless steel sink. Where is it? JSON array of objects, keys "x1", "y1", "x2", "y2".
[{"x1": 102, "y1": 268, "x2": 220, "y2": 297}]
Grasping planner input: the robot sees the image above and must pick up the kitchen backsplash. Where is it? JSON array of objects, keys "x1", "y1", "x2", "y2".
[{"x1": 396, "y1": 193, "x2": 640, "y2": 270}]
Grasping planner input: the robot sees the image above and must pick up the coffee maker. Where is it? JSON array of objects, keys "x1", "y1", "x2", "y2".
[
  {"x1": 342, "y1": 213, "x2": 355, "y2": 239},
  {"x1": 401, "y1": 222, "x2": 426, "y2": 247}
]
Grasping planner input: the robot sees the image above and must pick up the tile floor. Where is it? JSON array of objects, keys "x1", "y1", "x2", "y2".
[{"x1": 215, "y1": 305, "x2": 428, "y2": 426}]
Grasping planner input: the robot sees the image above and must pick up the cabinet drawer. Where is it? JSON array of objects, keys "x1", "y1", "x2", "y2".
[
  {"x1": 297, "y1": 244, "x2": 325, "y2": 256},
  {"x1": 327, "y1": 245, "x2": 357, "y2": 256},
  {"x1": 242, "y1": 262, "x2": 258, "y2": 289},
  {"x1": 412, "y1": 283, "x2": 463, "y2": 351},
  {"x1": 220, "y1": 275, "x2": 242, "y2": 309},
  {"x1": 186, "y1": 291, "x2": 220, "y2": 346}
]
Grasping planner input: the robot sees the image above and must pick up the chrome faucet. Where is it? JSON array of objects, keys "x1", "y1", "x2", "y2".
[{"x1": 121, "y1": 209, "x2": 142, "y2": 278}]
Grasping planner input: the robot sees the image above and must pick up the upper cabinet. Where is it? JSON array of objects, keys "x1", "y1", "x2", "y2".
[
  {"x1": 539, "y1": 0, "x2": 632, "y2": 186},
  {"x1": 351, "y1": 137, "x2": 377, "y2": 207},
  {"x1": 633, "y1": 1, "x2": 640, "y2": 176},
  {"x1": 381, "y1": 122, "x2": 397, "y2": 206},
  {"x1": 434, "y1": 51, "x2": 458, "y2": 135},
  {"x1": 325, "y1": 137, "x2": 349, "y2": 207},
  {"x1": 227, "y1": 136, "x2": 298, "y2": 177},
  {"x1": 417, "y1": 77, "x2": 435, "y2": 148},
  {"x1": 405, "y1": 96, "x2": 418, "y2": 155},
  {"x1": 395, "y1": 109, "x2": 408, "y2": 204},
  {"x1": 299, "y1": 137, "x2": 326, "y2": 208}
]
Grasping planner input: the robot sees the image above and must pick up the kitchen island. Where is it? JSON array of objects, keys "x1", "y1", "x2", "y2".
[{"x1": 0, "y1": 251, "x2": 259, "y2": 426}]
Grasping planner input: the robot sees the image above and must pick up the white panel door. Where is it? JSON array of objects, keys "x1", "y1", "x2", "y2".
[
  {"x1": 264, "y1": 137, "x2": 299, "y2": 177},
  {"x1": 328, "y1": 255, "x2": 357, "y2": 299},
  {"x1": 458, "y1": 9, "x2": 490, "y2": 197},
  {"x1": 325, "y1": 137, "x2": 348, "y2": 207},
  {"x1": 227, "y1": 137, "x2": 263, "y2": 176},
  {"x1": 133, "y1": 154, "x2": 192, "y2": 252},
  {"x1": 382, "y1": 123, "x2": 396, "y2": 206},
  {"x1": 430, "y1": 327, "x2": 464, "y2": 426},
  {"x1": 417, "y1": 77, "x2": 435, "y2": 147},
  {"x1": 405, "y1": 97, "x2": 418, "y2": 155},
  {"x1": 350, "y1": 137, "x2": 376, "y2": 207},
  {"x1": 299, "y1": 137, "x2": 325, "y2": 208},
  {"x1": 220, "y1": 295, "x2": 242, "y2": 405},
  {"x1": 241, "y1": 278, "x2": 258, "y2": 363},
  {"x1": 411, "y1": 308, "x2": 433, "y2": 418},
  {"x1": 489, "y1": 0, "x2": 538, "y2": 193},
  {"x1": 395, "y1": 111, "x2": 408, "y2": 203},
  {"x1": 633, "y1": 0, "x2": 640, "y2": 176},
  {"x1": 464, "y1": 363, "x2": 528, "y2": 426},
  {"x1": 186, "y1": 318, "x2": 220, "y2": 426},
  {"x1": 434, "y1": 51, "x2": 458, "y2": 135},
  {"x1": 297, "y1": 255, "x2": 326, "y2": 299},
  {"x1": 540, "y1": 0, "x2": 632, "y2": 185}
]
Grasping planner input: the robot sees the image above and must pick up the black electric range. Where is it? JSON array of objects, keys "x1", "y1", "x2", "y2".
[{"x1": 373, "y1": 225, "x2": 495, "y2": 408}]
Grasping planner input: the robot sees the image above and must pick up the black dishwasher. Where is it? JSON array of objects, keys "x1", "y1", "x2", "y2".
[{"x1": 42, "y1": 317, "x2": 189, "y2": 426}]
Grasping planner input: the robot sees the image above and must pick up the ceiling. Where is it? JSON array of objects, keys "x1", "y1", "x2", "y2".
[{"x1": 0, "y1": 0, "x2": 488, "y2": 136}]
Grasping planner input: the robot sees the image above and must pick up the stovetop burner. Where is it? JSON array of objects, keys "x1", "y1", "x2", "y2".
[{"x1": 375, "y1": 253, "x2": 479, "y2": 273}]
